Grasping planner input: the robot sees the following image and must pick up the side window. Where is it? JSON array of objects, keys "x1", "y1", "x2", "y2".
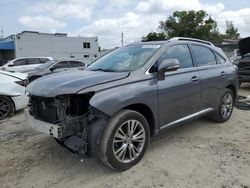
[
  {"x1": 28, "y1": 58, "x2": 40, "y2": 65},
  {"x1": 214, "y1": 52, "x2": 226, "y2": 64},
  {"x1": 158, "y1": 45, "x2": 193, "y2": 69},
  {"x1": 191, "y1": 45, "x2": 217, "y2": 66},
  {"x1": 40, "y1": 58, "x2": 49, "y2": 64},
  {"x1": 53, "y1": 61, "x2": 68, "y2": 69},
  {"x1": 69, "y1": 61, "x2": 84, "y2": 67},
  {"x1": 13, "y1": 59, "x2": 27, "y2": 66}
]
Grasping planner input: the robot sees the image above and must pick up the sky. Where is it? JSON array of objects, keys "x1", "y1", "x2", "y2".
[{"x1": 0, "y1": 0, "x2": 250, "y2": 48}]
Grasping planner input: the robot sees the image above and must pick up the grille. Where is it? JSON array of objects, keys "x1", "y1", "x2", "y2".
[{"x1": 29, "y1": 96, "x2": 58, "y2": 124}]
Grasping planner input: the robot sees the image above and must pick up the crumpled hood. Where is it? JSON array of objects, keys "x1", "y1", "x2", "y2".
[
  {"x1": 239, "y1": 37, "x2": 250, "y2": 56},
  {"x1": 27, "y1": 70, "x2": 129, "y2": 97}
]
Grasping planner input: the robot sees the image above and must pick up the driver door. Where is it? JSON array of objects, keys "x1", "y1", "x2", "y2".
[{"x1": 156, "y1": 44, "x2": 201, "y2": 128}]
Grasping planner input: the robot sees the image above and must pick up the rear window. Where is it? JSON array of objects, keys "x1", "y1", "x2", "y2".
[
  {"x1": 191, "y1": 45, "x2": 217, "y2": 66},
  {"x1": 214, "y1": 53, "x2": 226, "y2": 64},
  {"x1": 69, "y1": 61, "x2": 84, "y2": 67},
  {"x1": 40, "y1": 58, "x2": 50, "y2": 64}
]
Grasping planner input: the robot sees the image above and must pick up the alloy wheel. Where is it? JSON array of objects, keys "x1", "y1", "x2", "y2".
[
  {"x1": 221, "y1": 93, "x2": 233, "y2": 119},
  {"x1": 113, "y1": 120, "x2": 146, "y2": 163},
  {"x1": 0, "y1": 98, "x2": 11, "y2": 119}
]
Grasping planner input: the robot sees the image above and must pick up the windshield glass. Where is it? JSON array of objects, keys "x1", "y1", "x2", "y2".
[
  {"x1": 86, "y1": 44, "x2": 161, "y2": 72},
  {"x1": 37, "y1": 60, "x2": 56, "y2": 70}
]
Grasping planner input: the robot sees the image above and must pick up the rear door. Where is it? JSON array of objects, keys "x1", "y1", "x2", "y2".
[
  {"x1": 190, "y1": 44, "x2": 228, "y2": 110},
  {"x1": 25, "y1": 58, "x2": 42, "y2": 72},
  {"x1": 156, "y1": 44, "x2": 201, "y2": 127}
]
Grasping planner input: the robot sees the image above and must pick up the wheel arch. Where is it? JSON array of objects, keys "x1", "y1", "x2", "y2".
[
  {"x1": 122, "y1": 103, "x2": 156, "y2": 137},
  {"x1": 225, "y1": 84, "x2": 237, "y2": 101}
]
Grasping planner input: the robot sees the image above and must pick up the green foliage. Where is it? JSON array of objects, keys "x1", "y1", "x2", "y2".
[
  {"x1": 142, "y1": 10, "x2": 240, "y2": 45},
  {"x1": 142, "y1": 32, "x2": 166, "y2": 42},
  {"x1": 224, "y1": 20, "x2": 240, "y2": 40}
]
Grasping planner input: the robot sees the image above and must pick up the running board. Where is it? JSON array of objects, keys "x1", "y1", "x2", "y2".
[{"x1": 160, "y1": 108, "x2": 214, "y2": 130}]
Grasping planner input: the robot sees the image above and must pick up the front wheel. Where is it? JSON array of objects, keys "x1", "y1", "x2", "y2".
[
  {"x1": 210, "y1": 89, "x2": 234, "y2": 122},
  {"x1": 98, "y1": 109, "x2": 150, "y2": 171}
]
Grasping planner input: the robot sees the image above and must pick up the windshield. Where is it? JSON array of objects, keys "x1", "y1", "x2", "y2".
[
  {"x1": 37, "y1": 60, "x2": 56, "y2": 70},
  {"x1": 86, "y1": 44, "x2": 161, "y2": 72}
]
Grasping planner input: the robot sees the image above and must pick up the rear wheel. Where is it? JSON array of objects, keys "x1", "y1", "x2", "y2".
[
  {"x1": 98, "y1": 109, "x2": 150, "y2": 171},
  {"x1": 210, "y1": 89, "x2": 234, "y2": 122},
  {"x1": 0, "y1": 96, "x2": 15, "y2": 120}
]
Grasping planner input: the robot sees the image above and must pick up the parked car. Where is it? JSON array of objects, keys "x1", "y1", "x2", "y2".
[
  {"x1": 1, "y1": 57, "x2": 52, "y2": 73},
  {"x1": 0, "y1": 70, "x2": 29, "y2": 120},
  {"x1": 27, "y1": 59, "x2": 86, "y2": 82},
  {"x1": 26, "y1": 37, "x2": 238, "y2": 171},
  {"x1": 231, "y1": 37, "x2": 250, "y2": 85}
]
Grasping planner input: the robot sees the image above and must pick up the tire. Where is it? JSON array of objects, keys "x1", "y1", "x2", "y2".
[
  {"x1": 210, "y1": 89, "x2": 234, "y2": 123},
  {"x1": 0, "y1": 96, "x2": 15, "y2": 120},
  {"x1": 98, "y1": 109, "x2": 150, "y2": 171}
]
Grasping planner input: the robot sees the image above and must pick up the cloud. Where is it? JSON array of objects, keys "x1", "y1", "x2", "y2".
[
  {"x1": 136, "y1": 0, "x2": 201, "y2": 13},
  {"x1": 27, "y1": 0, "x2": 94, "y2": 19},
  {"x1": 17, "y1": 0, "x2": 250, "y2": 48},
  {"x1": 216, "y1": 8, "x2": 250, "y2": 37},
  {"x1": 73, "y1": 12, "x2": 164, "y2": 48},
  {"x1": 19, "y1": 15, "x2": 66, "y2": 32}
]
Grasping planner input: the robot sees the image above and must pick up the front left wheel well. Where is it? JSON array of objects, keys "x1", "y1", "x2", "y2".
[{"x1": 122, "y1": 103, "x2": 155, "y2": 137}]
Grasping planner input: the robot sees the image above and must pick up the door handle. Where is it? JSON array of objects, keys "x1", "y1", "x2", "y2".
[
  {"x1": 191, "y1": 76, "x2": 200, "y2": 82},
  {"x1": 220, "y1": 71, "x2": 226, "y2": 77}
]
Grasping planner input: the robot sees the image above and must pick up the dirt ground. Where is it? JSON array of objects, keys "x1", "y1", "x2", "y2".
[{"x1": 0, "y1": 84, "x2": 250, "y2": 188}]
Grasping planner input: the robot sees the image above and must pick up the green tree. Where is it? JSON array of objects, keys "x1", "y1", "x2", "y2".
[
  {"x1": 159, "y1": 10, "x2": 222, "y2": 44},
  {"x1": 143, "y1": 10, "x2": 224, "y2": 44},
  {"x1": 224, "y1": 20, "x2": 240, "y2": 40},
  {"x1": 142, "y1": 32, "x2": 166, "y2": 41}
]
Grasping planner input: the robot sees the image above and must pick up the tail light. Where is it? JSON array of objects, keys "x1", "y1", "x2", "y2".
[{"x1": 15, "y1": 79, "x2": 29, "y2": 87}]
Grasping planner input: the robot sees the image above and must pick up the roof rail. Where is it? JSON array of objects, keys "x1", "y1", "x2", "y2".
[{"x1": 169, "y1": 37, "x2": 214, "y2": 46}]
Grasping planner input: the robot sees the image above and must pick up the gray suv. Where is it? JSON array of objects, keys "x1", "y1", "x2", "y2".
[{"x1": 26, "y1": 37, "x2": 238, "y2": 171}]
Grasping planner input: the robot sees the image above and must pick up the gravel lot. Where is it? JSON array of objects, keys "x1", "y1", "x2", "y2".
[{"x1": 0, "y1": 84, "x2": 250, "y2": 188}]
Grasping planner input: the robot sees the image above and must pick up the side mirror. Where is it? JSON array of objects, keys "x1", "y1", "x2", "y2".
[
  {"x1": 50, "y1": 67, "x2": 56, "y2": 72},
  {"x1": 157, "y1": 59, "x2": 180, "y2": 80}
]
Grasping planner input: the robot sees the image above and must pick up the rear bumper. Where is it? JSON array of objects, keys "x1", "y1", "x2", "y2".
[{"x1": 25, "y1": 110, "x2": 63, "y2": 138}]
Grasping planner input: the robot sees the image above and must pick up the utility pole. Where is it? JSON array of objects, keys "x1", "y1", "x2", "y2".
[{"x1": 121, "y1": 32, "x2": 124, "y2": 47}]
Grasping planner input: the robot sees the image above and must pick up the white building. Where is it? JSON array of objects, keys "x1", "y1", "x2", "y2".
[{"x1": 0, "y1": 31, "x2": 100, "y2": 65}]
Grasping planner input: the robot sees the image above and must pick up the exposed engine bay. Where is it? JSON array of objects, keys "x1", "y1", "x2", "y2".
[{"x1": 28, "y1": 93, "x2": 109, "y2": 159}]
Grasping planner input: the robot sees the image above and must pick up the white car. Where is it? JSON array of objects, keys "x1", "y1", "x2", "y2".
[
  {"x1": 0, "y1": 70, "x2": 29, "y2": 120},
  {"x1": 1, "y1": 57, "x2": 52, "y2": 73}
]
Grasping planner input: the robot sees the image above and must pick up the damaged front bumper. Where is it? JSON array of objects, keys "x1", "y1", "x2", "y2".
[
  {"x1": 25, "y1": 109, "x2": 63, "y2": 138},
  {"x1": 26, "y1": 94, "x2": 109, "y2": 159}
]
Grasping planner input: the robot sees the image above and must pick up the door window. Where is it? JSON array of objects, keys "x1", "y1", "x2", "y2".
[
  {"x1": 13, "y1": 59, "x2": 28, "y2": 66},
  {"x1": 158, "y1": 45, "x2": 193, "y2": 69},
  {"x1": 191, "y1": 45, "x2": 217, "y2": 66}
]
